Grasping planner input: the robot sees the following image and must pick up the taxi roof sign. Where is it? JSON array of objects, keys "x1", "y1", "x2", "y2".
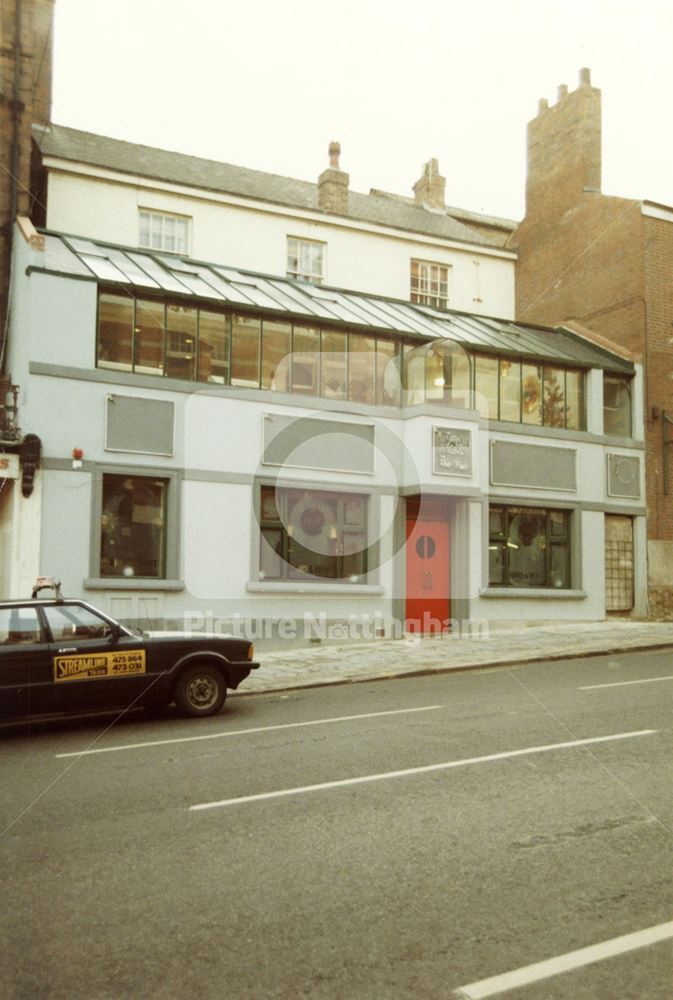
[{"x1": 31, "y1": 576, "x2": 63, "y2": 600}]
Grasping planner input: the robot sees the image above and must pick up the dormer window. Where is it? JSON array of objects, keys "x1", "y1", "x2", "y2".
[{"x1": 139, "y1": 210, "x2": 190, "y2": 254}]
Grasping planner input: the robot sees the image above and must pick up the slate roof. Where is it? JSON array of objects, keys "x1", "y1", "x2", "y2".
[
  {"x1": 33, "y1": 124, "x2": 514, "y2": 252},
  {"x1": 31, "y1": 230, "x2": 633, "y2": 373}
]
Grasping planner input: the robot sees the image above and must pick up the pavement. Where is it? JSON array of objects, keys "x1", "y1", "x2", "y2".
[{"x1": 236, "y1": 619, "x2": 673, "y2": 695}]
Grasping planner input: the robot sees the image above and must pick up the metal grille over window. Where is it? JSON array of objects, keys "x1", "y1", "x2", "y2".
[{"x1": 605, "y1": 515, "x2": 634, "y2": 612}]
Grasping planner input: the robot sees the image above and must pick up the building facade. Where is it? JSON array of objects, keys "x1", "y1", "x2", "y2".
[{"x1": 512, "y1": 68, "x2": 673, "y2": 616}]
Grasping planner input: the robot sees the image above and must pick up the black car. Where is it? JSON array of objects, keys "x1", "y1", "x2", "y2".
[{"x1": 0, "y1": 581, "x2": 259, "y2": 720}]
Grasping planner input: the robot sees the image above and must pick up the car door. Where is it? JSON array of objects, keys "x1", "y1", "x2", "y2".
[
  {"x1": 42, "y1": 603, "x2": 151, "y2": 713},
  {"x1": 0, "y1": 605, "x2": 52, "y2": 717}
]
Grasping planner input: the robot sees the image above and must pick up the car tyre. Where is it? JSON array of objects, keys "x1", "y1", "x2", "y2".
[{"x1": 174, "y1": 663, "x2": 227, "y2": 717}]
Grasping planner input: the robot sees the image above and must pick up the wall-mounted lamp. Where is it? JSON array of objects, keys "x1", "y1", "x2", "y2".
[{"x1": 20, "y1": 434, "x2": 42, "y2": 498}]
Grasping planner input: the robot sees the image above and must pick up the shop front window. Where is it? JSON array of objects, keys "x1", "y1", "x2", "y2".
[
  {"x1": 100, "y1": 475, "x2": 167, "y2": 579},
  {"x1": 259, "y1": 486, "x2": 367, "y2": 581},
  {"x1": 489, "y1": 505, "x2": 570, "y2": 589}
]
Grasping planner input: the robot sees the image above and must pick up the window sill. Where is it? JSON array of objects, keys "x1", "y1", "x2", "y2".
[
  {"x1": 84, "y1": 578, "x2": 185, "y2": 592},
  {"x1": 247, "y1": 581, "x2": 384, "y2": 595},
  {"x1": 480, "y1": 587, "x2": 587, "y2": 600}
]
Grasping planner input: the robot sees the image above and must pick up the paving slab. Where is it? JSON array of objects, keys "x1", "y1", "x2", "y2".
[{"x1": 234, "y1": 621, "x2": 673, "y2": 695}]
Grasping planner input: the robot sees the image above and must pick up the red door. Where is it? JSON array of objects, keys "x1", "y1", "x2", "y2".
[{"x1": 405, "y1": 502, "x2": 450, "y2": 633}]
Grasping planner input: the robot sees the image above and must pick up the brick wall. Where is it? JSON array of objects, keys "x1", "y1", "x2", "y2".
[{"x1": 0, "y1": 0, "x2": 53, "y2": 330}]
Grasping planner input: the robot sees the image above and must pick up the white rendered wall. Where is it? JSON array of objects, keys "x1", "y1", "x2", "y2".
[{"x1": 45, "y1": 170, "x2": 516, "y2": 319}]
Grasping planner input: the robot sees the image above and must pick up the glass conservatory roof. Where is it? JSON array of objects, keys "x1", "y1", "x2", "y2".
[{"x1": 33, "y1": 231, "x2": 633, "y2": 373}]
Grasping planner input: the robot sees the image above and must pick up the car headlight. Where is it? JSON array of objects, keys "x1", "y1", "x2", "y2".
[{"x1": 247, "y1": 643, "x2": 255, "y2": 661}]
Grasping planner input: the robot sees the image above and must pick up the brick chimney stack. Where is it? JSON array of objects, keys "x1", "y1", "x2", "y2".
[
  {"x1": 318, "y1": 141, "x2": 349, "y2": 215},
  {"x1": 525, "y1": 67, "x2": 601, "y2": 218},
  {"x1": 413, "y1": 158, "x2": 446, "y2": 210}
]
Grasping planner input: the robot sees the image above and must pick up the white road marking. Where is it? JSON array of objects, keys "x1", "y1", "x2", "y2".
[
  {"x1": 453, "y1": 920, "x2": 673, "y2": 998},
  {"x1": 190, "y1": 728, "x2": 656, "y2": 812},
  {"x1": 54, "y1": 705, "x2": 443, "y2": 758},
  {"x1": 580, "y1": 675, "x2": 673, "y2": 690}
]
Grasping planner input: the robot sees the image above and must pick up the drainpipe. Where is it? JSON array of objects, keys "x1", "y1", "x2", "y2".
[{"x1": 2, "y1": 0, "x2": 23, "y2": 374}]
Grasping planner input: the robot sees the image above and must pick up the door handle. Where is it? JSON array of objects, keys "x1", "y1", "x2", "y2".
[{"x1": 58, "y1": 647, "x2": 77, "y2": 654}]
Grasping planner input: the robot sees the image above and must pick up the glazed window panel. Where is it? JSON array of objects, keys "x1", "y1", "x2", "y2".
[
  {"x1": 474, "y1": 355, "x2": 498, "y2": 418},
  {"x1": 348, "y1": 334, "x2": 376, "y2": 404},
  {"x1": 376, "y1": 338, "x2": 400, "y2": 406},
  {"x1": 499, "y1": 359, "x2": 521, "y2": 422},
  {"x1": 134, "y1": 299, "x2": 165, "y2": 375},
  {"x1": 321, "y1": 330, "x2": 347, "y2": 400},
  {"x1": 165, "y1": 303, "x2": 197, "y2": 381},
  {"x1": 198, "y1": 310, "x2": 229, "y2": 384},
  {"x1": 521, "y1": 363, "x2": 543, "y2": 425},
  {"x1": 291, "y1": 325, "x2": 320, "y2": 396},
  {"x1": 139, "y1": 210, "x2": 189, "y2": 254},
  {"x1": 100, "y1": 474, "x2": 167, "y2": 579},
  {"x1": 261, "y1": 319, "x2": 292, "y2": 392},
  {"x1": 287, "y1": 237, "x2": 324, "y2": 284},
  {"x1": 231, "y1": 314, "x2": 261, "y2": 387},
  {"x1": 98, "y1": 293, "x2": 133, "y2": 371},
  {"x1": 259, "y1": 485, "x2": 368, "y2": 581},
  {"x1": 410, "y1": 259, "x2": 450, "y2": 310},
  {"x1": 604, "y1": 375, "x2": 632, "y2": 436},
  {"x1": 564, "y1": 370, "x2": 583, "y2": 430},
  {"x1": 489, "y1": 505, "x2": 570, "y2": 589},
  {"x1": 543, "y1": 366, "x2": 566, "y2": 428}
]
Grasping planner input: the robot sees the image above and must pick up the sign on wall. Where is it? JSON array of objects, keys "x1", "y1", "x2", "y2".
[
  {"x1": 432, "y1": 427, "x2": 472, "y2": 477},
  {"x1": 0, "y1": 454, "x2": 19, "y2": 479}
]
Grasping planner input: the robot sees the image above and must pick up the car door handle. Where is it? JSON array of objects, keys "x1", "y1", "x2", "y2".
[{"x1": 58, "y1": 647, "x2": 78, "y2": 654}]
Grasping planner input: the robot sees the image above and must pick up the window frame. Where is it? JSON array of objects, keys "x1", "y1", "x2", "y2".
[
  {"x1": 257, "y1": 484, "x2": 372, "y2": 584},
  {"x1": 603, "y1": 374, "x2": 633, "y2": 437},
  {"x1": 410, "y1": 259, "x2": 451, "y2": 310},
  {"x1": 138, "y1": 209, "x2": 191, "y2": 255},
  {"x1": 488, "y1": 504, "x2": 572, "y2": 590},
  {"x1": 286, "y1": 237, "x2": 326, "y2": 285},
  {"x1": 87, "y1": 464, "x2": 182, "y2": 589}
]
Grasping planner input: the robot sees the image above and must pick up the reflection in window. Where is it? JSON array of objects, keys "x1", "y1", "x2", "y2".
[
  {"x1": 98, "y1": 293, "x2": 133, "y2": 371},
  {"x1": 259, "y1": 486, "x2": 367, "y2": 581},
  {"x1": 0, "y1": 607, "x2": 41, "y2": 644},
  {"x1": 261, "y1": 319, "x2": 291, "y2": 392},
  {"x1": 475, "y1": 355, "x2": 498, "y2": 418},
  {"x1": 231, "y1": 315, "x2": 261, "y2": 387},
  {"x1": 134, "y1": 299, "x2": 165, "y2": 375},
  {"x1": 489, "y1": 505, "x2": 570, "y2": 589},
  {"x1": 321, "y1": 330, "x2": 347, "y2": 400},
  {"x1": 604, "y1": 375, "x2": 632, "y2": 436},
  {"x1": 522, "y1": 363, "x2": 543, "y2": 425},
  {"x1": 198, "y1": 310, "x2": 229, "y2": 384},
  {"x1": 166, "y1": 304, "x2": 197, "y2": 381},
  {"x1": 291, "y1": 326, "x2": 320, "y2": 396},
  {"x1": 543, "y1": 367, "x2": 566, "y2": 428},
  {"x1": 499, "y1": 359, "x2": 521, "y2": 422},
  {"x1": 348, "y1": 334, "x2": 376, "y2": 404},
  {"x1": 100, "y1": 475, "x2": 167, "y2": 579},
  {"x1": 376, "y1": 339, "x2": 400, "y2": 406}
]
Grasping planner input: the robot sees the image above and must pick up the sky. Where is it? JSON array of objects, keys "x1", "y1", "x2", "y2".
[{"x1": 51, "y1": 0, "x2": 673, "y2": 221}]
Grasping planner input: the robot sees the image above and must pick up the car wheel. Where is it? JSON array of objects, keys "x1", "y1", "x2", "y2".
[{"x1": 174, "y1": 664, "x2": 227, "y2": 717}]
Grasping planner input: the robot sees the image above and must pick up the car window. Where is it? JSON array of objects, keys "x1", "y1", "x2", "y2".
[
  {"x1": 44, "y1": 606, "x2": 115, "y2": 643},
  {"x1": 0, "y1": 607, "x2": 43, "y2": 645}
]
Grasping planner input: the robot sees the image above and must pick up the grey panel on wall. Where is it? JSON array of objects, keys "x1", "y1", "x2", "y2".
[
  {"x1": 105, "y1": 394, "x2": 175, "y2": 456},
  {"x1": 491, "y1": 440, "x2": 577, "y2": 491},
  {"x1": 607, "y1": 454, "x2": 640, "y2": 498},
  {"x1": 263, "y1": 413, "x2": 375, "y2": 473}
]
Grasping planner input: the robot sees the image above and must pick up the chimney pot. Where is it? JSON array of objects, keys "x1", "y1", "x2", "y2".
[
  {"x1": 579, "y1": 66, "x2": 591, "y2": 86},
  {"x1": 328, "y1": 141, "x2": 341, "y2": 169},
  {"x1": 538, "y1": 98, "x2": 549, "y2": 114},
  {"x1": 557, "y1": 84, "x2": 568, "y2": 100}
]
